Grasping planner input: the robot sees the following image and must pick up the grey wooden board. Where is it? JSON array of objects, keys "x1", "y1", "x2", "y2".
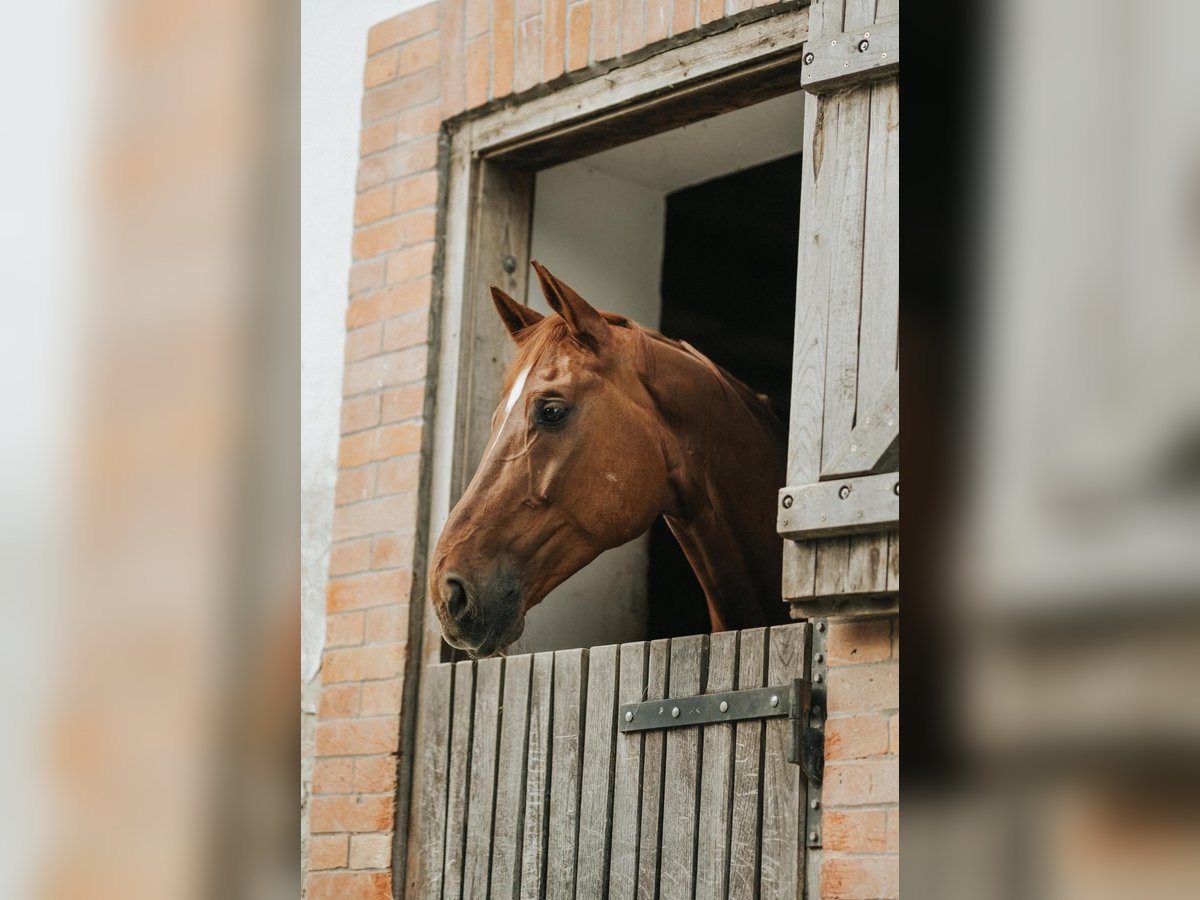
[
  {"x1": 440, "y1": 661, "x2": 475, "y2": 900},
  {"x1": 760, "y1": 625, "x2": 810, "y2": 898},
  {"x1": 877, "y1": 0, "x2": 899, "y2": 21},
  {"x1": 405, "y1": 663, "x2": 452, "y2": 900},
  {"x1": 609, "y1": 642, "x2": 647, "y2": 899},
  {"x1": 462, "y1": 658, "x2": 503, "y2": 898},
  {"x1": 660, "y1": 635, "x2": 707, "y2": 900},
  {"x1": 695, "y1": 630, "x2": 739, "y2": 900},
  {"x1": 546, "y1": 648, "x2": 588, "y2": 898},
  {"x1": 576, "y1": 643, "x2": 619, "y2": 899},
  {"x1": 520, "y1": 651, "x2": 555, "y2": 898},
  {"x1": 727, "y1": 627, "x2": 767, "y2": 898},
  {"x1": 779, "y1": 472, "x2": 900, "y2": 539},
  {"x1": 822, "y1": 371, "x2": 899, "y2": 479},
  {"x1": 887, "y1": 528, "x2": 900, "y2": 591},
  {"x1": 490, "y1": 654, "x2": 532, "y2": 899},
  {"x1": 802, "y1": 18, "x2": 899, "y2": 93},
  {"x1": 637, "y1": 639, "x2": 671, "y2": 899}
]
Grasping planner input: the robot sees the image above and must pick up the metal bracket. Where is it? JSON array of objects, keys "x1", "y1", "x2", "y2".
[
  {"x1": 618, "y1": 684, "x2": 798, "y2": 732},
  {"x1": 801, "y1": 19, "x2": 899, "y2": 93},
  {"x1": 803, "y1": 619, "x2": 828, "y2": 847}
]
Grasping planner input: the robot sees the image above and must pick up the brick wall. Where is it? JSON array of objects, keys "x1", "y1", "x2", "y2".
[{"x1": 307, "y1": 2, "x2": 896, "y2": 898}]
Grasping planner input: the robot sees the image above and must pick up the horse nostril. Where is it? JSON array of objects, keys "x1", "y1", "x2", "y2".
[{"x1": 445, "y1": 577, "x2": 469, "y2": 623}]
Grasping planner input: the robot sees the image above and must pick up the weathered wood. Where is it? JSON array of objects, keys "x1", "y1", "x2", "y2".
[
  {"x1": 695, "y1": 630, "x2": 739, "y2": 900},
  {"x1": 637, "y1": 639, "x2": 671, "y2": 899},
  {"x1": 660, "y1": 635, "x2": 708, "y2": 900},
  {"x1": 876, "y1": 0, "x2": 899, "y2": 21},
  {"x1": 439, "y1": 661, "x2": 475, "y2": 900},
  {"x1": 546, "y1": 648, "x2": 588, "y2": 898},
  {"x1": 887, "y1": 528, "x2": 900, "y2": 591},
  {"x1": 778, "y1": 472, "x2": 900, "y2": 539},
  {"x1": 520, "y1": 652, "x2": 555, "y2": 898},
  {"x1": 490, "y1": 654, "x2": 533, "y2": 899},
  {"x1": 609, "y1": 642, "x2": 648, "y2": 900},
  {"x1": 404, "y1": 663, "x2": 452, "y2": 900},
  {"x1": 576, "y1": 643, "x2": 619, "y2": 899},
  {"x1": 802, "y1": 18, "x2": 899, "y2": 94},
  {"x1": 760, "y1": 625, "x2": 810, "y2": 899},
  {"x1": 462, "y1": 658, "x2": 503, "y2": 898},
  {"x1": 727, "y1": 627, "x2": 767, "y2": 898},
  {"x1": 822, "y1": 371, "x2": 899, "y2": 479}
]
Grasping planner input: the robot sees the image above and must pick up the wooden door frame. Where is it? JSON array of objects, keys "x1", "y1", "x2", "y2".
[{"x1": 400, "y1": 5, "x2": 813, "y2": 892}]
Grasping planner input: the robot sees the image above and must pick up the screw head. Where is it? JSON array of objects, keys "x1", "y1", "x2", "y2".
[
  {"x1": 803, "y1": 51, "x2": 815, "y2": 65},
  {"x1": 782, "y1": 494, "x2": 793, "y2": 509},
  {"x1": 671, "y1": 706, "x2": 680, "y2": 718},
  {"x1": 815, "y1": 653, "x2": 824, "y2": 664},
  {"x1": 814, "y1": 673, "x2": 824, "y2": 684},
  {"x1": 858, "y1": 38, "x2": 870, "y2": 52},
  {"x1": 817, "y1": 622, "x2": 826, "y2": 632},
  {"x1": 625, "y1": 710, "x2": 633, "y2": 722},
  {"x1": 502, "y1": 255, "x2": 517, "y2": 273},
  {"x1": 811, "y1": 799, "x2": 821, "y2": 810},
  {"x1": 838, "y1": 484, "x2": 852, "y2": 499},
  {"x1": 809, "y1": 831, "x2": 820, "y2": 842},
  {"x1": 894, "y1": 481, "x2": 900, "y2": 496},
  {"x1": 770, "y1": 694, "x2": 779, "y2": 707},
  {"x1": 719, "y1": 700, "x2": 729, "y2": 713}
]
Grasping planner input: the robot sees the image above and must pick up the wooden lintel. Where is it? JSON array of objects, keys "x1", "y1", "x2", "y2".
[
  {"x1": 777, "y1": 472, "x2": 899, "y2": 540},
  {"x1": 821, "y1": 371, "x2": 898, "y2": 479},
  {"x1": 801, "y1": 18, "x2": 898, "y2": 93}
]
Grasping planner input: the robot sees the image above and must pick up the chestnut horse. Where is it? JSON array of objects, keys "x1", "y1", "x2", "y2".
[{"x1": 429, "y1": 261, "x2": 788, "y2": 657}]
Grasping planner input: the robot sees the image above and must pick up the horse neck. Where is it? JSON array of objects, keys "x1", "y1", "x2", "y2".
[{"x1": 641, "y1": 335, "x2": 788, "y2": 630}]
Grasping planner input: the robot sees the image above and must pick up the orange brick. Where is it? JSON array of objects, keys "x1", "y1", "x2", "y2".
[
  {"x1": 466, "y1": 0, "x2": 489, "y2": 37},
  {"x1": 346, "y1": 277, "x2": 432, "y2": 328},
  {"x1": 646, "y1": 0, "x2": 670, "y2": 44},
  {"x1": 381, "y1": 385, "x2": 426, "y2": 424},
  {"x1": 826, "y1": 714, "x2": 889, "y2": 760},
  {"x1": 341, "y1": 395, "x2": 381, "y2": 435},
  {"x1": 348, "y1": 259, "x2": 386, "y2": 296},
  {"x1": 568, "y1": 3, "x2": 592, "y2": 71},
  {"x1": 342, "y1": 347, "x2": 427, "y2": 396},
  {"x1": 364, "y1": 49, "x2": 399, "y2": 88},
  {"x1": 394, "y1": 102, "x2": 441, "y2": 143},
  {"x1": 331, "y1": 494, "x2": 420, "y2": 542},
  {"x1": 824, "y1": 758, "x2": 899, "y2": 806},
  {"x1": 371, "y1": 531, "x2": 416, "y2": 569},
  {"x1": 322, "y1": 644, "x2": 406, "y2": 684},
  {"x1": 466, "y1": 36, "x2": 489, "y2": 109},
  {"x1": 364, "y1": 67, "x2": 441, "y2": 121},
  {"x1": 699, "y1": 0, "x2": 721, "y2": 24},
  {"x1": 593, "y1": 0, "x2": 617, "y2": 61},
  {"x1": 493, "y1": 0, "x2": 515, "y2": 98},
  {"x1": 360, "y1": 119, "x2": 397, "y2": 156},
  {"x1": 353, "y1": 209, "x2": 435, "y2": 258},
  {"x1": 329, "y1": 539, "x2": 372, "y2": 577},
  {"x1": 399, "y1": 33, "x2": 440, "y2": 75},
  {"x1": 368, "y1": 4, "x2": 439, "y2": 55},
  {"x1": 344, "y1": 323, "x2": 383, "y2": 362},
  {"x1": 514, "y1": 17, "x2": 543, "y2": 94},
  {"x1": 820, "y1": 856, "x2": 898, "y2": 900},
  {"x1": 354, "y1": 186, "x2": 394, "y2": 226},
  {"x1": 440, "y1": 0, "x2": 466, "y2": 117},
  {"x1": 517, "y1": 0, "x2": 541, "y2": 17},
  {"x1": 886, "y1": 809, "x2": 899, "y2": 851},
  {"x1": 385, "y1": 242, "x2": 436, "y2": 284},
  {"x1": 671, "y1": 0, "x2": 694, "y2": 37},
  {"x1": 621, "y1": 0, "x2": 646, "y2": 53},
  {"x1": 320, "y1": 683, "x2": 361, "y2": 720},
  {"x1": 312, "y1": 757, "x2": 354, "y2": 794},
  {"x1": 354, "y1": 755, "x2": 398, "y2": 793},
  {"x1": 726, "y1": 0, "x2": 752, "y2": 12},
  {"x1": 823, "y1": 809, "x2": 887, "y2": 853},
  {"x1": 316, "y1": 716, "x2": 401, "y2": 756},
  {"x1": 350, "y1": 832, "x2": 393, "y2": 869},
  {"x1": 544, "y1": 0, "x2": 567, "y2": 82},
  {"x1": 827, "y1": 663, "x2": 898, "y2": 714},
  {"x1": 338, "y1": 424, "x2": 423, "y2": 469},
  {"x1": 308, "y1": 834, "x2": 349, "y2": 870},
  {"x1": 382, "y1": 311, "x2": 430, "y2": 352},
  {"x1": 336, "y1": 466, "x2": 378, "y2": 506},
  {"x1": 324, "y1": 613, "x2": 366, "y2": 650},
  {"x1": 376, "y1": 455, "x2": 421, "y2": 497},
  {"x1": 361, "y1": 678, "x2": 404, "y2": 716},
  {"x1": 305, "y1": 870, "x2": 391, "y2": 900},
  {"x1": 393, "y1": 171, "x2": 438, "y2": 213},
  {"x1": 327, "y1": 569, "x2": 413, "y2": 613},
  {"x1": 827, "y1": 618, "x2": 892, "y2": 665},
  {"x1": 357, "y1": 137, "x2": 437, "y2": 191},
  {"x1": 364, "y1": 605, "x2": 405, "y2": 643}
]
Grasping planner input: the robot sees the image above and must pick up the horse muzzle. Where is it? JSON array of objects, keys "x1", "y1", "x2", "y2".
[{"x1": 434, "y1": 571, "x2": 524, "y2": 657}]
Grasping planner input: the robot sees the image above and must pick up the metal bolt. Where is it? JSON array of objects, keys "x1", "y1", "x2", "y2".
[
  {"x1": 817, "y1": 622, "x2": 826, "y2": 632},
  {"x1": 803, "y1": 51, "x2": 815, "y2": 65},
  {"x1": 844, "y1": 61, "x2": 850, "y2": 68},
  {"x1": 625, "y1": 710, "x2": 633, "y2": 722},
  {"x1": 671, "y1": 706, "x2": 680, "y2": 718},
  {"x1": 815, "y1": 653, "x2": 824, "y2": 664},
  {"x1": 782, "y1": 494, "x2": 793, "y2": 509},
  {"x1": 502, "y1": 255, "x2": 517, "y2": 273},
  {"x1": 811, "y1": 799, "x2": 821, "y2": 810},
  {"x1": 881, "y1": 52, "x2": 888, "y2": 59},
  {"x1": 770, "y1": 695, "x2": 779, "y2": 707},
  {"x1": 894, "y1": 482, "x2": 899, "y2": 496},
  {"x1": 814, "y1": 673, "x2": 824, "y2": 684},
  {"x1": 831, "y1": 39, "x2": 837, "y2": 45},
  {"x1": 809, "y1": 831, "x2": 820, "y2": 842},
  {"x1": 719, "y1": 700, "x2": 729, "y2": 713},
  {"x1": 812, "y1": 707, "x2": 823, "y2": 718},
  {"x1": 858, "y1": 38, "x2": 870, "y2": 52},
  {"x1": 838, "y1": 484, "x2": 852, "y2": 500}
]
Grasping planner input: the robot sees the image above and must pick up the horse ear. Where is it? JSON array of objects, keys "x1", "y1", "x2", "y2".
[
  {"x1": 490, "y1": 285, "x2": 545, "y2": 340},
  {"x1": 531, "y1": 260, "x2": 610, "y2": 345}
]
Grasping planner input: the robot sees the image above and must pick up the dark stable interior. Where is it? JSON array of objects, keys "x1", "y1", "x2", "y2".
[{"x1": 646, "y1": 152, "x2": 801, "y2": 640}]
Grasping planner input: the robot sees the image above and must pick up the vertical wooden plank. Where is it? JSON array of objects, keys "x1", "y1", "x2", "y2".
[
  {"x1": 462, "y1": 657, "x2": 503, "y2": 898},
  {"x1": 546, "y1": 648, "x2": 588, "y2": 898},
  {"x1": 660, "y1": 635, "x2": 707, "y2": 900},
  {"x1": 520, "y1": 652, "x2": 555, "y2": 898},
  {"x1": 490, "y1": 655, "x2": 533, "y2": 899},
  {"x1": 577, "y1": 643, "x2": 619, "y2": 899},
  {"x1": 727, "y1": 627, "x2": 766, "y2": 898},
  {"x1": 439, "y1": 661, "x2": 475, "y2": 900},
  {"x1": 843, "y1": 0, "x2": 876, "y2": 30},
  {"x1": 887, "y1": 528, "x2": 900, "y2": 591},
  {"x1": 876, "y1": 0, "x2": 898, "y2": 22},
  {"x1": 694, "y1": 631, "x2": 738, "y2": 900},
  {"x1": 760, "y1": 625, "x2": 810, "y2": 899},
  {"x1": 636, "y1": 638, "x2": 671, "y2": 899},
  {"x1": 405, "y1": 663, "x2": 453, "y2": 900},
  {"x1": 609, "y1": 642, "x2": 647, "y2": 900}
]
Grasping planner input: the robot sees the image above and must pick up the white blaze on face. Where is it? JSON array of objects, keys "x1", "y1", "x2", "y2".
[{"x1": 480, "y1": 364, "x2": 531, "y2": 465}]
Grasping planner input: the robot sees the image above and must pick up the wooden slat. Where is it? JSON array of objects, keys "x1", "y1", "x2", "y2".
[
  {"x1": 695, "y1": 631, "x2": 739, "y2": 900},
  {"x1": 462, "y1": 658, "x2": 503, "y2": 898},
  {"x1": 546, "y1": 648, "x2": 588, "y2": 898},
  {"x1": 822, "y1": 371, "x2": 899, "y2": 479},
  {"x1": 404, "y1": 663, "x2": 452, "y2": 900},
  {"x1": 660, "y1": 635, "x2": 708, "y2": 900},
  {"x1": 778, "y1": 473, "x2": 900, "y2": 540},
  {"x1": 887, "y1": 528, "x2": 900, "y2": 591},
  {"x1": 636, "y1": 639, "x2": 671, "y2": 899},
  {"x1": 489, "y1": 655, "x2": 532, "y2": 899},
  {"x1": 609, "y1": 642, "x2": 648, "y2": 899},
  {"x1": 520, "y1": 652, "x2": 555, "y2": 897},
  {"x1": 760, "y1": 625, "x2": 810, "y2": 899},
  {"x1": 876, "y1": 0, "x2": 898, "y2": 21},
  {"x1": 439, "y1": 661, "x2": 475, "y2": 900},
  {"x1": 727, "y1": 627, "x2": 768, "y2": 897},
  {"x1": 576, "y1": 643, "x2": 619, "y2": 899}
]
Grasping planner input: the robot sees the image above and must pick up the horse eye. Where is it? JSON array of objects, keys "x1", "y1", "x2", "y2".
[{"x1": 536, "y1": 401, "x2": 569, "y2": 426}]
